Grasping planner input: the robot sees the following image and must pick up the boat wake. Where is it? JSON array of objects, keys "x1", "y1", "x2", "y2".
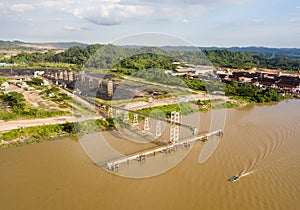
[
  {"x1": 235, "y1": 119, "x2": 291, "y2": 178},
  {"x1": 240, "y1": 170, "x2": 256, "y2": 178}
]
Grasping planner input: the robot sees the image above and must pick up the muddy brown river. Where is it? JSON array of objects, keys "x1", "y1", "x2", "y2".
[{"x1": 0, "y1": 99, "x2": 299, "y2": 210}]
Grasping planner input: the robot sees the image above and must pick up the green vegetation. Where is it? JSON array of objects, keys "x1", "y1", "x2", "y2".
[
  {"x1": 114, "y1": 53, "x2": 176, "y2": 74},
  {"x1": 95, "y1": 97, "x2": 149, "y2": 106},
  {"x1": 193, "y1": 99, "x2": 238, "y2": 111},
  {"x1": 26, "y1": 77, "x2": 47, "y2": 90},
  {"x1": 72, "y1": 100, "x2": 95, "y2": 115},
  {"x1": 212, "y1": 101, "x2": 238, "y2": 109},
  {"x1": 40, "y1": 86, "x2": 60, "y2": 95},
  {"x1": 203, "y1": 50, "x2": 259, "y2": 69},
  {"x1": 203, "y1": 50, "x2": 300, "y2": 71},
  {"x1": 2, "y1": 44, "x2": 299, "y2": 72},
  {"x1": 0, "y1": 77, "x2": 9, "y2": 85},
  {"x1": 183, "y1": 79, "x2": 289, "y2": 104},
  {"x1": 0, "y1": 92, "x2": 70, "y2": 120},
  {"x1": 75, "y1": 118, "x2": 115, "y2": 134},
  {"x1": 0, "y1": 124, "x2": 69, "y2": 142},
  {"x1": 132, "y1": 68, "x2": 185, "y2": 86},
  {"x1": 1, "y1": 45, "x2": 103, "y2": 66},
  {"x1": 182, "y1": 78, "x2": 206, "y2": 91},
  {"x1": 27, "y1": 77, "x2": 43, "y2": 86},
  {"x1": 225, "y1": 81, "x2": 285, "y2": 103},
  {"x1": 135, "y1": 99, "x2": 238, "y2": 117},
  {"x1": 0, "y1": 40, "x2": 37, "y2": 51},
  {"x1": 39, "y1": 86, "x2": 72, "y2": 109},
  {"x1": 0, "y1": 118, "x2": 115, "y2": 149},
  {"x1": 137, "y1": 102, "x2": 198, "y2": 117}
]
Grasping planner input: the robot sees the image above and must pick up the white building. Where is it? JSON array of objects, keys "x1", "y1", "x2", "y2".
[{"x1": 1, "y1": 82, "x2": 9, "y2": 88}]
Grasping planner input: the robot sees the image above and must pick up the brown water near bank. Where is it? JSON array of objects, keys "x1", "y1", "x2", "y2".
[{"x1": 0, "y1": 100, "x2": 299, "y2": 210}]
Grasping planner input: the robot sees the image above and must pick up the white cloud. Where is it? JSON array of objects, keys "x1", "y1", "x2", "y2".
[
  {"x1": 73, "y1": 3, "x2": 153, "y2": 25},
  {"x1": 34, "y1": 0, "x2": 213, "y2": 25},
  {"x1": 1, "y1": 0, "x2": 250, "y2": 26},
  {"x1": 39, "y1": 0, "x2": 76, "y2": 10},
  {"x1": 296, "y1": 6, "x2": 300, "y2": 9},
  {"x1": 10, "y1": 3, "x2": 34, "y2": 12},
  {"x1": 64, "y1": 25, "x2": 81, "y2": 31}
]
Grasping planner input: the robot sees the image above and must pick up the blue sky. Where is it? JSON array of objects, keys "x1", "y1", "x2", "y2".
[{"x1": 0, "y1": 0, "x2": 299, "y2": 47}]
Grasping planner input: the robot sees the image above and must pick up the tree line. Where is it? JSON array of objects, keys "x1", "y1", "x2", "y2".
[
  {"x1": 1, "y1": 44, "x2": 300, "y2": 71},
  {"x1": 224, "y1": 81, "x2": 285, "y2": 103}
]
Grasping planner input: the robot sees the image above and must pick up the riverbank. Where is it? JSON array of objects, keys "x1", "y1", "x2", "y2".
[
  {"x1": 0, "y1": 99, "x2": 299, "y2": 210},
  {"x1": 0, "y1": 118, "x2": 115, "y2": 150},
  {"x1": 0, "y1": 94, "x2": 294, "y2": 150}
]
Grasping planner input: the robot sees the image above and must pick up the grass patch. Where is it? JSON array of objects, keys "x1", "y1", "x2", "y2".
[
  {"x1": 230, "y1": 96, "x2": 253, "y2": 104},
  {"x1": 0, "y1": 92, "x2": 71, "y2": 120},
  {"x1": 0, "y1": 124, "x2": 67, "y2": 141},
  {"x1": 0, "y1": 109, "x2": 71, "y2": 121},
  {"x1": 0, "y1": 77, "x2": 9, "y2": 85},
  {"x1": 0, "y1": 118, "x2": 116, "y2": 149},
  {"x1": 195, "y1": 99, "x2": 239, "y2": 111},
  {"x1": 137, "y1": 102, "x2": 197, "y2": 117},
  {"x1": 72, "y1": 100, "x2": 94, "y2": 115},
  {"x1": 199, "y1": 107, "x2": 208, "y2": 112},
  {"x1": 95, "y1": 97, "x2": 149, "y2": 106},
  {"x1": 212, "y1": 101, "x2": 239, "y2": 109}
]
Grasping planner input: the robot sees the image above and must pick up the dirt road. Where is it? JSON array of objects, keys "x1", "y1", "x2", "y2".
[{"x1": 0, "y1": 115, "x2": 102, "y2": 132}]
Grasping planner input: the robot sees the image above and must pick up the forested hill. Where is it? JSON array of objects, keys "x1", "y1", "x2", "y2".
[
  {"x1": 199, "y1": 47, "x2": 300, "y2": 58},
  {"x1": 1, "y1": 44, "x2": 300, "y2": 72},
  {"x1": 203, "y1": 50, "x2": 300, "y2": 70},
  {"x1": 1, "y1": 40, "x2": 300, "y2": 57}
]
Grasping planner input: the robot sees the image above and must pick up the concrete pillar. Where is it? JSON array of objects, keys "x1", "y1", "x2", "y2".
[
  {"x1": 68, "y1": 71, "x2": 73, "y2": 82},
  {"x1": 59, "y1": 71, "x2": 64, "y2": 80},
  {"x1": 81, "y1": 74, "x2": 85, "y2": 84},
  {"x1": 193, "y1": 128, "x2": 198, "y2": 136},
  {"x1": 144, "y1": 117, "x2": 150, "y2": 131},
  {"x1": 170, "y1": 111, "x2": 180, "y2": 144},
  {"x1": 124, "y1": 111, "x2": 129, "y2": 122},
  {"x1": 133, "y1": 114, "x2": 138, "y2": 125},
  {"x1": 108, "y1": 107, "x2": 113, "y2": 117},
  {"x1": 156, "y1": 121, "x2": 162, "y2": 137},
  {"x1": 64, "y1": 70, "x2": 68, "y2": 81},
  {"x1": 89, "y1": 77, "x2": 94, "y2": 89},
  {"x1": 107, "y1": 80, "x2": 113, "y2": 97}
]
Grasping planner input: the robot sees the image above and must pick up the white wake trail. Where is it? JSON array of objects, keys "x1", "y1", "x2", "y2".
[{"x1": 240, "y1": 170, "x2": 256, "y2": 177}]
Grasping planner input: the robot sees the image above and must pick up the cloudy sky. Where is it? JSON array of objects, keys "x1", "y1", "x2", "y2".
[{"x1": 0, "y1": 0, "x2": 299, "y2": 47}]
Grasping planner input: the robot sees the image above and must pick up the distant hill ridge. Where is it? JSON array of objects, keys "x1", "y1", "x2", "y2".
[
  {"x1": 0, "y1": 40, "x2": 87, "y2": 50},
  {"x1": 1, "y1": 42, "x2": 300, "y2": 71},
  {"x1": 198, "y1": 46, "x2": 300, "y2": 58},
  {"x1": 1, "y1": 40, "x2": 300, "y2": 57}
]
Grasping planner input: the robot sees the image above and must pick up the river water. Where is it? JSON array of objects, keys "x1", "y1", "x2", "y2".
[{"x1": 0, "y1": 99, "x2": 299, "y2": 210}]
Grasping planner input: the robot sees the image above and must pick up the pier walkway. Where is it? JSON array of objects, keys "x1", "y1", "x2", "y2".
[{"x1": 106, "y1": 129, "x2": 223, "y2": 171}]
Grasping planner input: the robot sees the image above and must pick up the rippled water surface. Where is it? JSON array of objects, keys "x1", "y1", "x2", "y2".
[{"x1": 0, "y1": 100, "x2": 299, "y2": 210}]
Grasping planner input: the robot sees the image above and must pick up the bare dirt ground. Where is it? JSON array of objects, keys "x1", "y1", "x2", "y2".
[
  {"x1": 129, "y1": 93, "x2": 213, "y2": 111},
  {"x1": 0, "y1": 116, "x2": 74, "y2": 132},
  {"x1": 0, "y1": 114, "x2": 103, "y2": 132},
  {"x1": 6, "y1": 81, "x2": 69, "y2": 111}
]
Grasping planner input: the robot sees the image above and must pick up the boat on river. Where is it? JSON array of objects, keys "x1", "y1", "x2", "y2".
[{"x1": 229, "y1": 175, "x2": 240, "y2": 182}]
